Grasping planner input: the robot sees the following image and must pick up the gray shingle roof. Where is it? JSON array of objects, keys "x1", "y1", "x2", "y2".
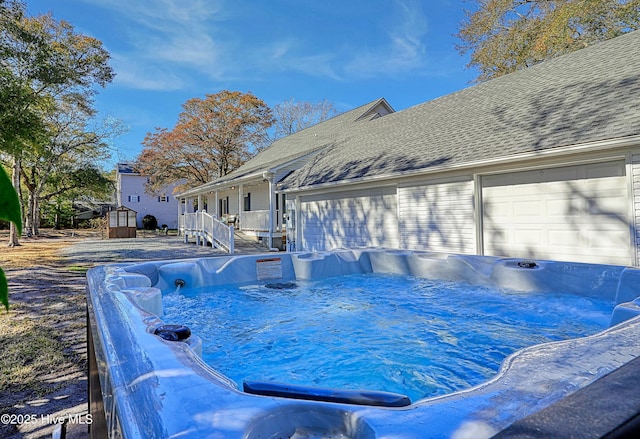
[
  {"x1": 180, "y1": 98, "x2": 393, "y2": 193},
  {"x1": 117, "y1": 162, "x2": 139, "y2": 174},
  {"x1": 280, "y1": 30, "x2": 640, "y2": 190}
]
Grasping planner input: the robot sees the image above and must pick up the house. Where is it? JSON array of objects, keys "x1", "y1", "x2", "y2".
[
  {"x1": 178, "y1": 30, "x2": 640, "y2": 266},
  {"x1": 175, "y1": 99, "x2": 395, "y2": 249},
  {"x1": 116, "y1": 162, "x2": 187, "y2": 229}
]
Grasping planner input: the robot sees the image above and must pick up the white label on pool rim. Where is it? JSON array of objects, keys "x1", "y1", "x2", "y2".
[{"x1": 256, "y1": 258, "x2": 282, "y2": 280}]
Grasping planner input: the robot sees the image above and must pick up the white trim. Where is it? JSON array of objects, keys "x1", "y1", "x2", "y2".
[
  {"x1": 177, "y1": 172, "x2": 264, "y2": 198},
  {"x1": 283, "y1": 180, "x2": 399, "y2": 199},
  {"x1": 629, "y1": 149, "x2": 640, "y2": 266},
  {"x1": 624, "y1": 151, "x2": 636, "y2": 266},
  {"x1": 473, "y1": 173, "x2": 484, "y2": 256}
]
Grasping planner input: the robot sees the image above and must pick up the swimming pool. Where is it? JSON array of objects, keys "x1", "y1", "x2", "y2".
[
  {"x1": 86, "y1": 249, "x2": 640, "y2": 438},
  {"x1": 163, "y1": 273, "x2": 612, "y2": 404}
]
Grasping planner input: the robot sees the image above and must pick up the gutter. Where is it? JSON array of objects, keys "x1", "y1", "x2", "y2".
[{"x1": 278, "y1": 134, "x2": 640, "y2": 194}]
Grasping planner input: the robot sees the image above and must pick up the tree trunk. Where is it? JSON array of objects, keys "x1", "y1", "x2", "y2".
[
  {"x1": 23, "y1": 165, "x2": 41, "y2": 236},
  {"x1": 26, "y1": 189, "x2": 36, "y2": 236},
  {"x1": 8, "y1": 158, "x2": 22, "y2": 247},
  {"x1": 34, "y1": 195, "x2": 40, "y2": 235}
]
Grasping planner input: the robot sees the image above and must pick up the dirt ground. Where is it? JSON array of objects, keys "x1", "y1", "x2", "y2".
[
  {"x1": 0, "y1": 230, "x2": 97, "y2": 439},
  {"x1": 0, "y1": 228, "x2": 251, "y2": 439}
]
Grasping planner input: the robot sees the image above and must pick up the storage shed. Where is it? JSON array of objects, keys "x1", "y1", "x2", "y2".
[{"x1": 107, "y1": 206, "x2": 137, "y2": 239}]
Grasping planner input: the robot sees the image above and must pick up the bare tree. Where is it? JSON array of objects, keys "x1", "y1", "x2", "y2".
[{"x1": 271, "y1": 98, "x2": 339, "y2": 140}]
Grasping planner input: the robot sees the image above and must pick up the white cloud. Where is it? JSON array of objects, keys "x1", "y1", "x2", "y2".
[
  {"x1": 344, "y1": 0, "x2": 430, "y2": 78},
  {"x1": 111, "y1": 54, "x2": 186, "y2": 91},
  {"x1": 80, "y1": 0, "x2": 229, "y2": 89},
  {"x1": 80, "y1": 0, "x2": 438, "y2": 89},
  {"x1": 248, "y1": 0, "x2": 433, "y2": 82}
]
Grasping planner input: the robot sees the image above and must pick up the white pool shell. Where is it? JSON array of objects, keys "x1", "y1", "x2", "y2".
[{"x1": 86, "y1": 249, "x2": 640, "y2": 438}]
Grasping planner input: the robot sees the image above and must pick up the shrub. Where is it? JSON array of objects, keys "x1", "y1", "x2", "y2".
[{"x1": 142, "y1": 214, "x2": 158, "y2": 230}]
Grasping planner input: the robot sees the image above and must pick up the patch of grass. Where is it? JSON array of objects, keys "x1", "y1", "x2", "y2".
[
  {"x1": 65, "y1": 265, "x2": 90, "y2": 274},
  {"x1": 0, "y1": 313, "x2": 69, "y2": 393},
  {"x1": 0, "y1": 228, "x2": 100, "y2": 270},
  {"x1": 0, "y1": 241, "x2": 67, "y2": 269}
]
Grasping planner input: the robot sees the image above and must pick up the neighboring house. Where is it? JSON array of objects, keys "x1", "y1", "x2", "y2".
[
  {"x1": 72, "y1": 200, "x2": 112, "y2": 226},
  {"x1": 178, "y1": 30, "x2": 640, "y2": 266},
  {"x1": 116, "y1": 162, "x2": 185, "y2": 229}
]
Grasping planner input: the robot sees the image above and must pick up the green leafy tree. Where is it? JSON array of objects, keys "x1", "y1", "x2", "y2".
[
  {"x1": 0, "y1": 0, "x2": 47, "y2": 151},
  {"x1": 19, "y1": 99, "x2": 122, "y2": 236},
  {"x1": 40, "y1": 165, "x2": 114, "y2": 229},
  {"x1": 0, "y1": 0, "x2": 114, "y2": 245},
  {"x1": 457, "y1": 0, "x2": 640, "y2": 82},
  {"x1": 0, "y1": 166, "x2": 21, "y2": 310}
]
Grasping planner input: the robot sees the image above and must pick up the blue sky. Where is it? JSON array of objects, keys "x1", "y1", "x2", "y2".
[{"x1": 26, "y1": 0, "x2": 478, "y2": 168}]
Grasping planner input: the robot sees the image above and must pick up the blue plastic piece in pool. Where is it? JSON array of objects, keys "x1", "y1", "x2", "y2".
[{"x1": 243, "y1": 380, "x2": 412, "y2": 407}]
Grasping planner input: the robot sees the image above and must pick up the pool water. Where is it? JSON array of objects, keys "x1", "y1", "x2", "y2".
[{"x1": 162, "y1": 273, "x2": 613, "y2": 402}]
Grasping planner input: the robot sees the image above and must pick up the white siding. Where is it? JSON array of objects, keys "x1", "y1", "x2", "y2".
[
  {"x1": 209, "y1": 189, "x2": 238, "y2": 216},
  {"x1": 299, "y1": 187, "x2": 399, "y2": 252},
  {"x1": 117, "y1": 173, "x2": 181, "y2": 229},
  {"x1": 632, "y1": 151, "x2": 640, "y2": 265},
  {"x1": 398, "y1": 179, "x2": 476, "y2": 254},
  {"x1": 244, "y1": 182, "x2": 270, "y2": 211},
  {"x1": 482, "y1": 161, "x2": 632, "y2": 265}
]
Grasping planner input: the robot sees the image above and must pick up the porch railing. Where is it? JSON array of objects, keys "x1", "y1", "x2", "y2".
[
  {"x1": 240, "y1": 210, "x2": 270, "y2": 231},
  {"x1": 179, "y1": 211, "x2": 234, "y2": 254}
]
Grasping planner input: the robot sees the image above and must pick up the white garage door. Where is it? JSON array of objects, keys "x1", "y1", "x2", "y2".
[
  {"x1": 482, "y1": 161, "x2": 632, "y2": 265},
  {"x1": 299, "y1": 187, "x2": 399, "y2": 252},
  {"x1": 398, "y1": 180, "x2": 476, "y2": 254}
]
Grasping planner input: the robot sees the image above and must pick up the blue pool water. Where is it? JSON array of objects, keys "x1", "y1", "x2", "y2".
[{"x1": 162, "y1": 273, "x2": 613, "y2": 402}]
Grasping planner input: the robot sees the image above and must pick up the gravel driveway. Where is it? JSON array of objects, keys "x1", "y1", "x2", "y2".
[{"x1": 61, "y1": 232, "x2": 268, "y2": 264}]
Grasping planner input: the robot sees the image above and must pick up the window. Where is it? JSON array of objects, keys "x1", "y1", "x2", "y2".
[
  {"x1": 243, "y1": 193, "x2": 251, "y2": 211},
  {"x1": 219, "y1": 197, "x2": 229, "y2": 216},
  {"x1": 158, "y1": 194, "x2": 169, "y2": 202},
  {"x1": 127, "y1": 195, "x2": 140, "y2": 203}
]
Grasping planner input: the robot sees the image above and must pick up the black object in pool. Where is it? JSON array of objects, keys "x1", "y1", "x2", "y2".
[
  {"x1": 264, "y1": 282, "x2": 297, "y2": 290},
  {"x1": 154, "y1": 324, "x2": 191, "y2": 341},
  {"x1": 243, "y1": 380, "x2": 412, "y2": 407}
]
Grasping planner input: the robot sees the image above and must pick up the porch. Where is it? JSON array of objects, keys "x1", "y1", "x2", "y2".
[
  {"x1": 177, "y1": 175, "x2": 287, "y2": 251},
  {"x1": 178, "y1": 209, "x2": 285, "y2": 253},
  {"x1": 236, "y1": 209, "x2": 283, "y2": 242},
  {"x1": 178, "y1": 211, "x2": 235, "y2": 254}
]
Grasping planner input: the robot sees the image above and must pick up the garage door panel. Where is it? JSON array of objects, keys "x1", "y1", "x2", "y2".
[
  {"x1": 514, "y1": 230, "x2": 542, "y2": 245},
  {"x1": 547, "y1": 199, "x2": 569, "y2": 216},
  {"x1": 487, "y1": 200, "x2": 512, "y2": 217},
  {"x1": 587, "y1": 229, "x2": 629, "y2": 249},
  {"x1": 482, "y1": 161, "x2": 631, "y2": 265},
  {"x1": 514, "y1": 200, "x2": 541, "y2": 216}
]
